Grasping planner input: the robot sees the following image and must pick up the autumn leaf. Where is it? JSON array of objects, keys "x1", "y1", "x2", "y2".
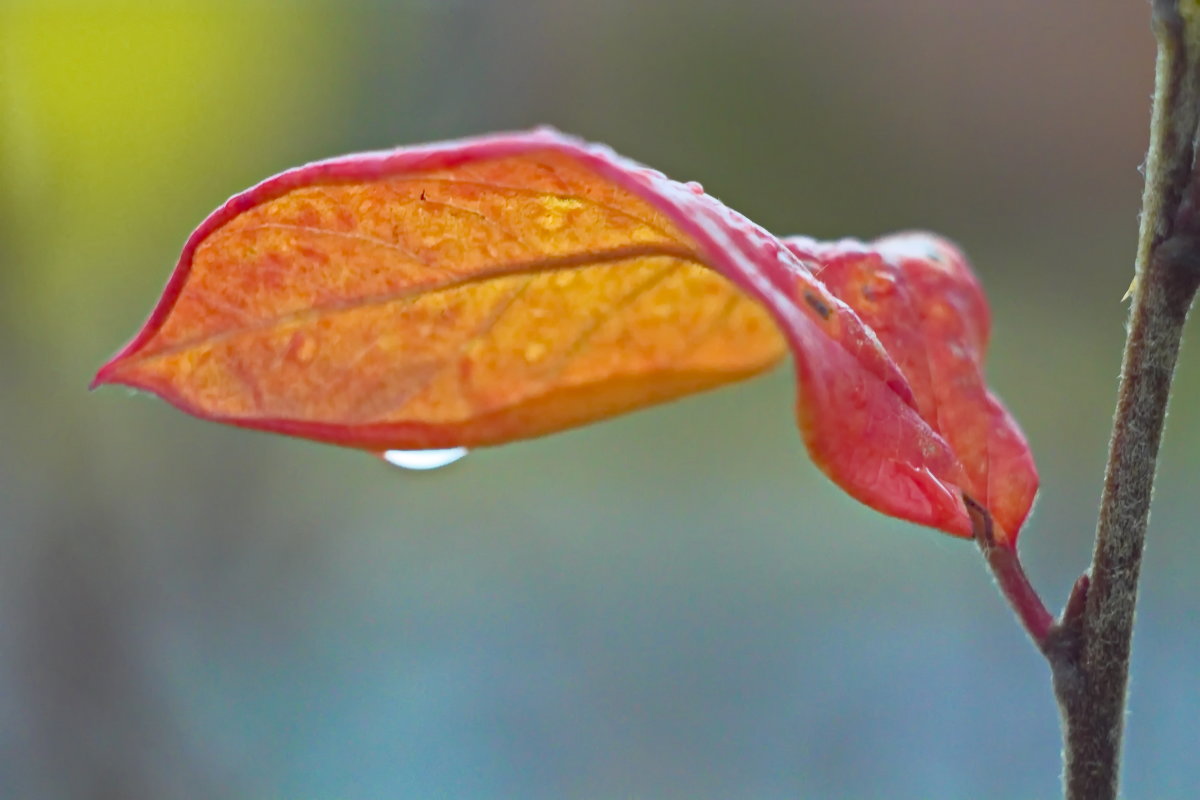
[
  {"x1": 91, "y1": 131, "x2": 785, "y2": 448},
  {"x1": 92, "y1": 128, "x2": 1036, "y2": 543},
  {"x1": 784, "y1": 234, "x2": 1037, "y2": 541}
]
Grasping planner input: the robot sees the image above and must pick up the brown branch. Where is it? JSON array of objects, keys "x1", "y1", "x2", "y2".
[
  {"x1": 1053, "y1": 3, "x2": 1200, "y2": 797},
  {"x1": 975, "y1": 4, "x2": 1200, "y2": 798},
  {"x1": 1056, "y1": 239, "x2": 1198, "y2": 799},
  {"x1": 981, "y1": 4, "x2": 1200, "y2": 798}
]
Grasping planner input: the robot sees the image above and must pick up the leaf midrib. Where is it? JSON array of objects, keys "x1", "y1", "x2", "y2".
[{"x1": 134, "y1": 243, "x2": 706, "y2": 364}]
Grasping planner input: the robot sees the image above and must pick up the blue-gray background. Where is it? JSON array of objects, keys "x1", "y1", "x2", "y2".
[{"x1": 3, "y1": 2, "x2": 1198, "y2": 798}]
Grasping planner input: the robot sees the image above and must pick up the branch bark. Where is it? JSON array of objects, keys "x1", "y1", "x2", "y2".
[
  {"x1": 1053, "y1": 4, "x2": 1200, "y2": 797},
  {"x1": 979, "y1": 4, "x2": 1200, "y2": 798},
  {"x1": 1054, "y1": 235, "x2": 1199, "y2": 800}
]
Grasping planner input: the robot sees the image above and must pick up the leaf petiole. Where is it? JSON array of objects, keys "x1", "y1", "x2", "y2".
[{"x1": 965, "y1": 494, "x2": 1054, "y2": 647}]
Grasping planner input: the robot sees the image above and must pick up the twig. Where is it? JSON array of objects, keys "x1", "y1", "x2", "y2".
[
  {"x1": 965, "y1": 496, "x2": 1053, "y2": 647},
  {"x1": 1054, "y1": 3, "x2": 1200, "y2": 797},
  {"x1": 1057, "y1": 242, "x2": 1198, "y2": 798},
  {"x1": 976, "y1": 4, "x2": 1200, "y2": 798}
]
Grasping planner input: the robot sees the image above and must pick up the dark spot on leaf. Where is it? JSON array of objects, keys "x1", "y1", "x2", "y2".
[
  {"x1": 804, "y1": 290, "x2": 831, "y2": 320},
  {"x1": 420, "y1": 189, "x2": 427, "y2": 201}
]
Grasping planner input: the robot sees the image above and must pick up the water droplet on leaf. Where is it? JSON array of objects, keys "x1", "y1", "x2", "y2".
[
  {"x1": 381, "y1": 447, "x2": 469, "y2": 471},
  {"x1": 288, "y1": 332, "x2": 317, "y2": 363},
  {"x1": 524, "y1": 341, "x2": 548, "y2": 361}
]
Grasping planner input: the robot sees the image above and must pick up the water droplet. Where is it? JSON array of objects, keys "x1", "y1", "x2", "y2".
[
  {"x1": 861, "y1": 270, "x2": 897, "y2": 301},
  {"x1": 847, "y1": 378, "x2": 868, "y2": 410},
  {"x1": 288, "y1": 332, "x2": 317, "y2": 364},
  {"x1": 524, "y1": 341, "x2": 548, "y2": 362},
  {"x1": 381, "y1": 447, "x2": 469, "y2": 471},
  {"x1": 685, "y1": 180, "x2": 704, "y2": 194},
  {"x1": 537, "y1": 212, "x2": 566, "y2": 230},
  {"x1": 911, "y1": 466, "x2": 960, "y2": 518},
  {"x1": 542, "y1": 196, "x2": 583, "y2": 211}
]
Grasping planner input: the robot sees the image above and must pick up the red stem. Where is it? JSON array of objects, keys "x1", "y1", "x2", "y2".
[{"x1": 963, "y1": 495, "x2": 1054, "y2": 647}]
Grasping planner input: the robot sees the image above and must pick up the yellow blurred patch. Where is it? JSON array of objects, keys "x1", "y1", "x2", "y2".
[
  {"x1": 2, "y1": 4, "x2": 342, "y2": 214},
  {"x1": 0, "y1": 2, "x2": 350, "y2": 354}
]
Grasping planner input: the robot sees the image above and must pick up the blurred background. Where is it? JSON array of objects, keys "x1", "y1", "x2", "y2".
[{"x1": 3, "y1": 1, "x2": 1197, "y2": 798}]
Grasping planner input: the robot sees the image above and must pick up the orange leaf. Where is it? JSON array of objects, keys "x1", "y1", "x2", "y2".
[
  {"x1": 93, "y1": 128, "x2": 1037, "y2": 542},
  {"x1": 93, "y1": 131, "x2": 786, "y2": 450}
]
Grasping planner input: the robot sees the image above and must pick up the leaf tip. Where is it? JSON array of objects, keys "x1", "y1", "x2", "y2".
[{"x1": 89, "y1": 358, "x2": 119, "y2": 390}]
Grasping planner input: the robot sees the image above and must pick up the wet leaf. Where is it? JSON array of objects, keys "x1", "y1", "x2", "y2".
[
  {"x1": 784, "y1": 234, "x2": 1037, "y2": 541},
  {"x1": 92, "y1": 130, "x2": 787, "y2": 449},
  {"x1": 93, "y1": 128, "x2": 1036, "y2": 542}
]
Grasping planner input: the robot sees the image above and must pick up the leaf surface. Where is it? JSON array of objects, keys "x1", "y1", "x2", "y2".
[
  {"x1": 784, "y1": 234, "x2": 1037, "y2": 541},
  {"x1": 93, "y1": 128, "x2": 1036, "y2": 542},
  {"x1": 93, "y1": 132, "x2": 787, "y2": 449}
]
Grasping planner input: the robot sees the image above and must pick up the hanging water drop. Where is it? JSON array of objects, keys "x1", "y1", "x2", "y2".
[{"x1": 381, "y1": 447, "x2": 469, "y2": 471}]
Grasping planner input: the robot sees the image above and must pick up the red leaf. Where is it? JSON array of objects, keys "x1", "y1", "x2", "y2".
[
  {"x1": 783, "y1": 234, "x2": 1037, "y2": 541},
  {"x1": 93, "y1": 128, "x2": 1036, "y2": 542}
]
